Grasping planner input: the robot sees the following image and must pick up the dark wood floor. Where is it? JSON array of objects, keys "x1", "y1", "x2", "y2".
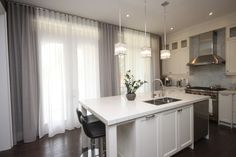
[
  {"x1": 0, "y1": 122, "x2": 236, "y2": 157},
  {"x1": 0, "y1": 129, "x2": 82, "y2": 157},
  {"x1": 174, "y1": 122, "x2": 236, "y2": 157}
]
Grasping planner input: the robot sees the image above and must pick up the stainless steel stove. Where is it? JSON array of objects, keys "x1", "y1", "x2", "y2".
[{"x1": 185, "y1": 86, "x2": 226, "y2": 122}]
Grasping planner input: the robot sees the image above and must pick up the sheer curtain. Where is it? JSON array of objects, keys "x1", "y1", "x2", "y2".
[
  {"x1": 120, "y1": 29, "x2": 152, "y2": 94},
  {"x1": 36, "y1": 9, "x2": 100, "y2": 138}
]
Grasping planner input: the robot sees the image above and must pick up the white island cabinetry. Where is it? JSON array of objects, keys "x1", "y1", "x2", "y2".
[
  {"x1": 135, "y1": 114, "x2": 158, "y2": 157},
  {"x1": 80, "y1": 93, "x2": 209, "y2": 157},
  {"x1": 159, "y1": 108, "x2": 178, "y2": 157},
  {"x1": 133, "y1": 105, "x2": 193, "y2": 157},
  {"x1": 159, "y1": 105, "x2": 193, "y2": 157}
]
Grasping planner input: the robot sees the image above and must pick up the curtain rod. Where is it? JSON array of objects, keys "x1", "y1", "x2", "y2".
[{"x1": 8, "y1": 0, "x2": 160, "y2": 37}]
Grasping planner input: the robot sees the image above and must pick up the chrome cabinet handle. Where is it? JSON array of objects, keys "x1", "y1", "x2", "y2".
[
  {"x1": 178, "y1": 109, "x2": 182, "y2": 112},
  {"x1": 145, "y1": 114, "x2": 155, "y2": 120},
  {"x1": 220, "y1": 93, "x2": 232, "y2": 96}
]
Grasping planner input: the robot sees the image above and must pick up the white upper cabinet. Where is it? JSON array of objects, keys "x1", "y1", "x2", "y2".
[
  {"x1": 226, "y1": 25, "x2": 236, "y2": 75},
  {"x1": 162, "y1": 39, "x2": 189, "y2": 75}
]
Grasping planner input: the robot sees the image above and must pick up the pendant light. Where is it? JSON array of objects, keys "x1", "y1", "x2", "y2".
[
  {"x1": 114, "y1": 2, "x2": 127, "y2": 56},
  {"x1": 140, "y1": 0, "x2": 151, "y2": 58},
  {"x1": 160, "y1": 1, "x2": 171, "y2": 60}
]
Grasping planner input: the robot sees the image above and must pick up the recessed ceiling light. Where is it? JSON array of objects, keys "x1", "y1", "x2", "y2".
[
  {"x1": 170, "y1": 27, "x2": 174, "y2": 30},
  {"x1": 126, "y1": 14, "x2": 130, "y2": 18},
  {"x1": 209, "y1": 12, "x2": 213, "y2": 16}
]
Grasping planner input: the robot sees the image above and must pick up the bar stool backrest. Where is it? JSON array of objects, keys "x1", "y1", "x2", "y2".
[{"x1": 76, "y1": 109, "x2": 93, "y2": 138}]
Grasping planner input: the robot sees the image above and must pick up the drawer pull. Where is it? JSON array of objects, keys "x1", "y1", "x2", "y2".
[
  {"x1": 145, "y1": 115, "x2": 155, "y2": 120},
  {"x1": 178, "y1": 109, "x2": 182, "y2": 112},
  {"x1": 220, "y1": 93, "x2": 232, "y2": 96}
]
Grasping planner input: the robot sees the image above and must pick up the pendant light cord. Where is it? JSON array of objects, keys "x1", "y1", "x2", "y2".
[
  {"x1": 118, "y1": 0, "x2": 122, "y2": 42},
  {"x1": 164, "y1": 5, "x2": 167, "y2": 50},
  {"x1": 162, "y1": 1, "x2": 169, "y2": 50},
  {"x1": 144, "y1": 0, "x2": 147, "y2": 46}
]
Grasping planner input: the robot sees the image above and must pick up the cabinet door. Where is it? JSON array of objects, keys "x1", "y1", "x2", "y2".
[
  {"x1": 178, "y1": 106, "x2": 193, "y2": 150},
  {"x1": 159, "y1": 109, "x2": 178, "y2": 157},
  {"x1": 233, "y1": 95, "x2": 236, "y2": 125},
  {"x1": 170, "y1": 49, "x2": 179, "y2": 75},
  {"x1": 226, "y1": 39, "x2": 236, "y2": 75},
  {"x1": 162, "y1": 59, "x2": 171, "y2": 75},
  {"x1": 219, "y1": 93, "x2": 233, "y2": 124},
  {"x1": 233, "y1": 94, "x2": 236, "y2": 112},
  {"x1": 180, "y1": 47, "x2": 189, "y2": 75},
  {"x1": 135, "y1": 115, "x2": 157, "y2": 157}
]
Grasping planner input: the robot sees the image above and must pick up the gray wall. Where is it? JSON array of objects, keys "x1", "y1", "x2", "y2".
[{"x1": 188, "y1": 65, "x2": 236, "y2": 89}]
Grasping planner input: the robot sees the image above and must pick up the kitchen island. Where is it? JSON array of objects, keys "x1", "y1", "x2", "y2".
[{"x1": 79, "y1": 92, "x2": 210, "y2": 157}]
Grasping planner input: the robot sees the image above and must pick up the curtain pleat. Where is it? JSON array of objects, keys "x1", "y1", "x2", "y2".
[
  {"x1": 121, "y1": 29, "x2": 152, "y2": 93},
  {"x1": 8, "y1": 2, "x2": 39, "y2": 144},
  {"x1": 150, "y1": 34, "x2": 161, "y2": 90},
  {"x1": 98, "y1": 23, "x2": 121, "y2": 97},
  {"x1": 36, "y1": 9, "x2": 100, "y2": 138}
]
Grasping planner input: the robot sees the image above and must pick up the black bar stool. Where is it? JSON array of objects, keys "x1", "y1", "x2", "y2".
[{"x1": 76, "y1": 109, "x2": 106, "y2": 157}]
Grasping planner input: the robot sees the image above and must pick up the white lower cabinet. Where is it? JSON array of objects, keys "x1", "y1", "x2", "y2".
[
  {"x1": 159, "y1": 105, "x2": 193, "y2": 157},
  {"x1": 233, "y1": 95, "x2": 236, "y2": 126},
  {"x1": 219, "y1": 93, "x2": 233, "y2": 125},
  {"x1": 159, "y1": 109, "x2": 178, "y2": 157},
  {"x1": 135, "y1": 114, "x2": 158, "y2": 157},
  {"x1": 134, "y1": 105, "x2": 193, "y2": 157},
  {"x1": 178, "y1": 106, "x2": 193, "y2": 150}
]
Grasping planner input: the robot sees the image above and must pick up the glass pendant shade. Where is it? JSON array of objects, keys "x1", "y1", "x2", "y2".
[
  {"x1": 141, "y1": 47, "x2": 151, "y2": 58},
  {"x1": 115, "y1": 42, "x2": 127, "y2": 56},
  {"x1": 140, "y1": 0, "x2": 151, "y2": 58},
  {"x1": 114, "y1": 5, "x2": 127, "y2": 56},
  {"x1": 161, "y1": 1, "x2": 171, "y2": 60},
  {"x1": 160, "y1": 49, "x2": 171, "y2": 59}
]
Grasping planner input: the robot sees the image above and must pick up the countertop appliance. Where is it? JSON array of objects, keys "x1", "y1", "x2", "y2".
[
  {"x1": 162, "y1": 76, "x2": 172, "y2": 86},
  {"x1": 185, "y1": 86, "x2": 226, "y2": 122}
]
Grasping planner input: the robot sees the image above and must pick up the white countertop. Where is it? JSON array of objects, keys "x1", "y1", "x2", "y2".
[
  {"x1": 79, "y1": 92, "x2": 209, "y2": 126},
  {"x1": 219, "y1": 90, "x2": 236, "y2": 94}
]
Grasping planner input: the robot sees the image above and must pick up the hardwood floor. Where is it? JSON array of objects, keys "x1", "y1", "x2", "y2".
[
  {"x1": 174, "y1": 122, "x2": 236, "y2": 157},
  {"x1": 0, "y1": 129, "x2": 82, "y2": 157},
  {"x1": 0, "y1": 122, "x2": 236, "y2": 157}
]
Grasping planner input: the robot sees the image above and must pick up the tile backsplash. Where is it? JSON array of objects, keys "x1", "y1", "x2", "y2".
[{"x1": 168, "y1": 65, "x2": 236, "y2": 89}]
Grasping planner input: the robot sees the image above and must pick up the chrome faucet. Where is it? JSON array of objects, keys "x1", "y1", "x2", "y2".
[{"x1": 153, "y1": 79, "x2": 165, "y2": 98}]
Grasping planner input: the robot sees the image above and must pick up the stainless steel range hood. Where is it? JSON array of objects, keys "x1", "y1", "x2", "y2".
[{"x1": 188, "y1": 31, "x2": 225, "y2": 66}]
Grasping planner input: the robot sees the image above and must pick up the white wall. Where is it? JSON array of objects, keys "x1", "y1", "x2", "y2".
[
  {"x1": 0, "y1": 3, "x2": 13, "y2": 151},
  {"x1": 165, "y1": 11, "x2": 236, "y2": 88}
]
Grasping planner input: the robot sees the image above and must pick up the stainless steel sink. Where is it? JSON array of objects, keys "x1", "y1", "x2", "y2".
[{"x1": 144, "y1": 97, "x2": 181, "y2": 106}]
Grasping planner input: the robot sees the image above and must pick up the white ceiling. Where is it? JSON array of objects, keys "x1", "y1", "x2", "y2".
[{"x1": 15, "y1": 0, "x2": 236, "y2": 34}]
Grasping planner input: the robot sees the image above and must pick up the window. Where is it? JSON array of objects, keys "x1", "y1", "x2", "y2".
[
  {"x1": 119, "y1": 29, "x2": 151, "y2": 94},
  {"x1": 37, "y1": 14, "x2": 99, "y2": 137}
]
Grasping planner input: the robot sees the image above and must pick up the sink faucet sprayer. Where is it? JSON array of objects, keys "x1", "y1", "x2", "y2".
[{"x1": 153, "y1": 79, "x2": 165, "y2": 98}]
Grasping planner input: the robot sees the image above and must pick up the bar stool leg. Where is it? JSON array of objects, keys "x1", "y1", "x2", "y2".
[
  {"x1": 91, "y1": 139, "x2": 95, "y2": 157},
  {"x1": 99, "y1": 138, "x2": 104, "y2": 157}
]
